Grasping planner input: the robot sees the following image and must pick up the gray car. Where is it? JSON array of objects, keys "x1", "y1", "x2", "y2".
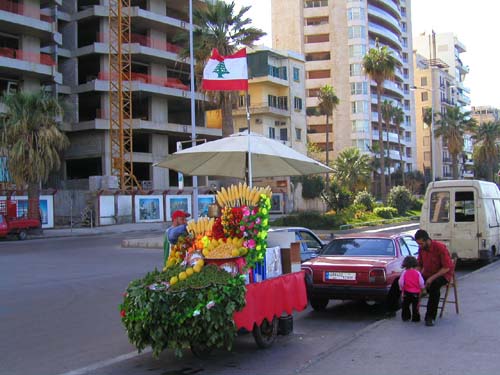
[{"x1": 267, "y1": 227, "x2": 328, "y2": 262}]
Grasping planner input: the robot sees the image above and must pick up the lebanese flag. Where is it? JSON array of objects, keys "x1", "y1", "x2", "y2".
[{"x1": 202, "y1": 48, "x2": 248, "y2": 91}]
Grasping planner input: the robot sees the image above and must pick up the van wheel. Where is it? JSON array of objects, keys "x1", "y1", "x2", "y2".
[{"x1": 18, "y1": 230, "x2": 27, "y2": 241}]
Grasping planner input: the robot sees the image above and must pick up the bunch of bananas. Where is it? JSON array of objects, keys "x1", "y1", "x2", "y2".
[
  {"x1": 187, "y1": 217, "x2": 215, "y2": 235},
  {"x1": 216, "y1": 182, "x2": 272, "y2": 208}
]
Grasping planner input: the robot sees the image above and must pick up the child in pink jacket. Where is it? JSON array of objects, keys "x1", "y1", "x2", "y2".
[{"x1": 398, "y1": 255, "x2": 425, "y2": 322}]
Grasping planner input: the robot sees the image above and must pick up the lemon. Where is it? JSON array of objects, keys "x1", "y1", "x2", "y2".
[
  {"x1": 186, "y1": 267, "x2": 194, "y2": 276},
  {"x1": 239, "y1": 247, "x2": 248, "y2": 256},
  {"x1": 202, "y1": 249, "x2": 210, "y2": 257},
  {"x1": 193, "y1": 264, "x2": 202, "y2": 273},
  {"x1": 196, "y1": 259, "x2": 204, "y2": 267},
  {"x1": 170, "y1": 276, "x2": 178, "y2": 285},
  {"x1": 179, "y1": 272, "x2": 187, "y2": 281}
]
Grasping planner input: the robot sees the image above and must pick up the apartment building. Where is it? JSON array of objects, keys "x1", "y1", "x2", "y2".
[
  {"x1": 413, "y1": 32, "x2": 473, "y2": 180},
  {"x1": 0, "y1": 0, "x2": 220, "y2": 191},
  {"x1": 231, "y1": 47, "x2": 307, "y2": 155},
  {"x1": 271, "y1": 0, "x2": 416, "y2": 180},
  {"x1": 472, "y1": 105, "x2": 500, "y2": 125}
]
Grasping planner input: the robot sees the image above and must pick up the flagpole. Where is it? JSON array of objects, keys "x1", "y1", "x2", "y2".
[
  {"x1": 189, "y1": 0, "x2": 198, "y2": 218},
  {"x1": 246, "y1": 90, "x2": 252, "y2": 188}
]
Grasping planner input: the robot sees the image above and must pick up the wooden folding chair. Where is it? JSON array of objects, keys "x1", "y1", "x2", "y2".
[{"x1": 420, "y1": 257, "x2": 459, "y2": 318}]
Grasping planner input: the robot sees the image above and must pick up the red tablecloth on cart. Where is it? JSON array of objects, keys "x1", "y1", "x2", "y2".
[{"x1": 233, "y1": 271, "x2": 308, "y2": 331}]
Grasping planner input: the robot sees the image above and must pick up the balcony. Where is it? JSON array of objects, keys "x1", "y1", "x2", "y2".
[
  {"x1": 368, "y1": 22, "x2": 402, "y2": 50},
  {"x1": 0, "y1": 0, "x2": 58, "y2": 42},
  {"x1": 0, "y1": 48, "x2": 61, "y2": 82},
  {"x1": 367, "y1": 4, "x2": 400, "y2": 33},
  {"x1": 232, "y1": 102, "x2": 290, "y2": 118}
]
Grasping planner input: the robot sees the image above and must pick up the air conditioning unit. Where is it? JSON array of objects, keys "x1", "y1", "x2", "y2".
[
  {"x1": 7, "y1": 81, "x2": 18, "y2": 94},
  {"x1": 255, "y1": 118, "x2": 262, "y2": 124}
]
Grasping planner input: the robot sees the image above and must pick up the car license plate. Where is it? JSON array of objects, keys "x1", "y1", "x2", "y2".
[{"x1": 325, "y1": 272, "x2": 356, "y2": 281}]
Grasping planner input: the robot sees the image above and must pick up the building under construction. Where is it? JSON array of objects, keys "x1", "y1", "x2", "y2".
[{"x1": 0, "y1": 0, "x2": 219, "y2": 191}]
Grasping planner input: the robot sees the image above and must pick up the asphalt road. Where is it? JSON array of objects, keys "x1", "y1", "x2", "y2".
[{"x1": 0, "y1": 227, "x2": 482, "y2": 375}]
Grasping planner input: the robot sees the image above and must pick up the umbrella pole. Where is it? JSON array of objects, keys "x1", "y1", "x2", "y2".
[
  {"x1": 189, "y1": 0, "x2": 198, "y2": 218},
  {"x1": 246, "y1": 91, "x2": 252, "y2": 188}
]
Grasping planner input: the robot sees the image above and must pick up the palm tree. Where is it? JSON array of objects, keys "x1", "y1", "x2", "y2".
[
  {"x1": 381, "y1": 100, "x2": 394, "y2": 189},
  {"x1": 392, "y1": 106, "x2": 405, "y2": 185},
  {"x1": 333, "y1": 147, "x2": 372, "y2": 193},
  {"x1": 177, "y1": 1, "x2": 265, "y2": 137},
  {"x1": 434, "y1": 106, "x2": 476, "y2": 179},
  {"x1": 472, "y1": 121, "x2": 500, "y2": 181},
  {"x1": 0, "y1": 91, "x2": 69, "y2": 220},
  {"x1": 363, "y1": 41, "x2": 397, "y2": 200},
  {"x1": 317, "y1": 84, "x2": 339, "y2": 179}
]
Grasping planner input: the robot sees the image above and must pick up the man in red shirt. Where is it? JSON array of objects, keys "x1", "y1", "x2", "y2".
[{"x1": 414, "y1": 229, "x2": 454, "y2": 327}]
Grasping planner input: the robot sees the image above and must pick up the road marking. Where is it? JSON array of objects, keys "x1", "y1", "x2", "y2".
[
  {"x1": 54, "y1": 348, "x2": 151, "y2": 375},
  {"x1": 363, "y1": 223, "x2": 419, "y2": 233}
]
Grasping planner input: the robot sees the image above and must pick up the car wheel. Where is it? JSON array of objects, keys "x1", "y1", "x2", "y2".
[
  {"x1": 252, "y1": 317, "x2": 278, "y2": 349},
  {"x1": 310, "y1": 297, "x2": 328, "y2": 311},
  {"x1": 18, "y1": 230, "x2": 27, "y2": 241}
]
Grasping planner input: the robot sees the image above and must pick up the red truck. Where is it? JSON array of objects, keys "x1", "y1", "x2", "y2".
[{"x1": 0, "y1": 200, "x2": 41, "y2": 240}]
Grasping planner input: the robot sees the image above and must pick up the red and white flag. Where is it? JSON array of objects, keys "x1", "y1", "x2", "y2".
[{"x1": 202, "y1": 48, "x2": 248, "y2": 91}]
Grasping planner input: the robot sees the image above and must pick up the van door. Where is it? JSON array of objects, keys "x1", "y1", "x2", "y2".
[
  {"x1": 452, "y1": 190, "x2": 479, "y2": 259},
  {"x1": 426, "y1": 190, "x2": 452, "y2": 246}
]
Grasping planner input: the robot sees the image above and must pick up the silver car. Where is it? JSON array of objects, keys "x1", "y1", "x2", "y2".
[{"x1": 267, "y1": 227, "x2": 328, "y2": 262}]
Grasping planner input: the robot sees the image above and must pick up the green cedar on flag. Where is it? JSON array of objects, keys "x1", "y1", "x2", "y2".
[{"x1": 202, "y1": 48, "x2": 248, "y2": 91}]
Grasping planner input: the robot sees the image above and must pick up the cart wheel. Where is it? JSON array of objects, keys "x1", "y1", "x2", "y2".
[
  {"x1": 190, "y1": 342, "x2": 212, "y2": 359},
  {"x1": 18, "y1": 230, "x2": 27, "y2": 241},
  {"x1": 252, "y1": 317, "x2": 278, "y2": 349}
]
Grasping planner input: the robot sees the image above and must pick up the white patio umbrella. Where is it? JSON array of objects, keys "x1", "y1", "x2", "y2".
[{"x1": 155, "y1": 132, "x2": 332, "y2": 182}]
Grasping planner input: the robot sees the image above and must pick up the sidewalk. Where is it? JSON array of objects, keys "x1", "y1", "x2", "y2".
[{"x1": 299, "y1": 260, "x2": 500, "y2": 375}]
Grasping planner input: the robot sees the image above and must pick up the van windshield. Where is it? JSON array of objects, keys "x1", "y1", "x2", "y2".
[{"x1": 430, "y1": 191, "x2": 450, "y2": 223}]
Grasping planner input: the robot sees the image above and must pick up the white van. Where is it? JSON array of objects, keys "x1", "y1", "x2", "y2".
[{"x1": 420, "y1": 180, "x2": 500, "y2": 262}]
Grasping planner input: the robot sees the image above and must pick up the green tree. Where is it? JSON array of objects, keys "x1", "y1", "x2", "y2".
[
  {"x1": 317, "y1": 84, "x2": 339, "y2": 171},
  {"x1": 332, "y1": 147, "x2": 372, "y2": 193},
  {"x1": 176, "y1": 1, "x2": 265, "y2": 137},
  {"x1": 363, "y1": 41, "x2": 397, "y2": 200},
  {"x1": 392, "y1": 106, "x2": 405, "y2": 185},
  {"x1": 472, "y1": 121, "x2": 500, "y2": 181},
  {"x1": 381, "y1": 100, "x2": 394, "y2": 189},
  {"x1": 434, "y1": 106, "x2": 476, "y2": 179},
  {"x1": 0, "y1": 91, "x2": 69, "y2": 219}
]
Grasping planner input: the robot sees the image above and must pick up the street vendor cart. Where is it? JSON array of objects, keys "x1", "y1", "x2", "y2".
[{"x1": 120, "y1": 183, "x2": 308, "y2": 358}]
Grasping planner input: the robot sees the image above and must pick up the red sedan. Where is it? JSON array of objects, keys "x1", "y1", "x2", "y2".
[{"x1": 301, "y1": 232, "x2": 419, "y2": 311}]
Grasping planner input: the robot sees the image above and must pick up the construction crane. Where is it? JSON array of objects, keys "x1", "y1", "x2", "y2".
[{"x1": 108, "y1": 0, "x2": 140, "y2": 191}]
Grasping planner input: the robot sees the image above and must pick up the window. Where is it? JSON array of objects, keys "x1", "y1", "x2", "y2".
[
  {"x1": 305, "y1": 34, "x2": 329, "y2": 43},
  {"x1": 294, "y1": 97, "x2": 303, "y2": 111},
  {"x1": 421, "y1": 92, "x2": 428, "y2": 101},
  {"x1": 421, "y1": 77, "x2": 428, "y2": 86},
  {"x1": 430, "y1": 191, "x2": 450, "y2": 223},
  {"x1": 305, "y1": 16, "x2": 329, "y2": 26},
  {"x1": 308, "y1": 88, "x2": 320, "y2": 97},
  {"x1": 455, "y1": 191, "x2": 475, "y2": 222},
  {"x1": 238, "y1": 95, "x2": 250, "y2": 107},
  {"x1": 352, "y1": 120, "x2": 370, "y2": 133},
  {"x1": 351, "y1": 100, "x2": 368, "y2": 114},
  {"x1": 347, "y1": 7, "x2": 365, "y2": 21},
  {"x1": 350, "y1": 81, "x2": 368, "y2": 95},
  {"x1": 293, "y1": 67, "x2": 300, "y2": 81},
  {"x1": 295, "y1": 128, "x2": 302, "y2": 141},
  {"x1": 306, "y1": 52, "x2": 331, "y2": 61},
  {"x1": 304, "y1": 0, "x2": 328, "y2": 8},
  {"x1": 268, "y1": 127, "x2": 275, "y2": 139},
  {"x1": 308, "y1": 70, "x2": 330, "y2": 79},
  {"x1": 348, "y1": 26, "x2": 365, "y2": 39},
  {"x1": 268, "y1": 95, "x2": 288, "y2": 110},
  {"x1": 279, "y1": 128, "x2": 288, "y2": 141},
  {"x1": 349, "y1": 44, "x2": 366, "y2": 58},
  {"x1": 268, "y1": 65, "x2": 287, "y2": 80},
  {"x1": 349, "y1": 63, "x2": 363, "y2": 76}
]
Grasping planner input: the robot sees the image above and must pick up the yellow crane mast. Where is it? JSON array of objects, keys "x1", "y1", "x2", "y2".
[{"x1": 108, "y1": 0, "x2": 139, "y2": 191}]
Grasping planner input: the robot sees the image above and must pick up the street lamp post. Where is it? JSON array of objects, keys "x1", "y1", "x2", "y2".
[{"x1": 412, "y1": 85, "x2": 435, "y2": 182}]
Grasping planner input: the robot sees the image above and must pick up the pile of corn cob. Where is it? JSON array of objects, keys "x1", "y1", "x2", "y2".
[{"x1": 215, "y1": 182, "x2": 272, "y2": 208}]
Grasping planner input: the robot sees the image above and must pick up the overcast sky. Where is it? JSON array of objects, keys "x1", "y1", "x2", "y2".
[{"x1": 230, "y1": 0, "x2": 500, "y2": 108}]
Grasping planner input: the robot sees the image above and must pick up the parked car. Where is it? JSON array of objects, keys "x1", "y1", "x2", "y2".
[
  {"x1": 267, "y1": 227, "x2": 328, "y2": 262},
  {"x1": 301, "y1": 233, "x2": 419, "y2": 311}
]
